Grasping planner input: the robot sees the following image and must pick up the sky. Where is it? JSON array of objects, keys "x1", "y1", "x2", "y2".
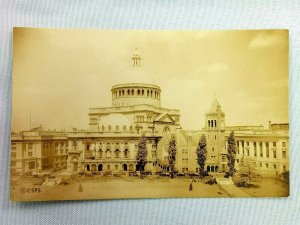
[{"x1": 12, "y1": 28, "x2": 289, "y2": 132}]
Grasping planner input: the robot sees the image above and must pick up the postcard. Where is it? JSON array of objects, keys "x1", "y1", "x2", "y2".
[{"x1": 10, "y1": 28, "x2": 289, "y2": 201}]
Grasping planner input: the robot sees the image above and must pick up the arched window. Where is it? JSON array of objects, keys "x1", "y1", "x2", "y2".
[
  {"x1": 208, "y1": 120, "x2": 210, "y2": 128},
  {"x1": 119, "y1": 90, "x2": 121, "y2": 96},
  {"x1": 86, "y1": 164, "x2": 90, "y2": 171},
  {"x1": 98, "y1": 164, "x2": 103, "y2": 171},
  {"x1": 116, "y1": 125, "x2": 119, "y2": 131},
  {"x1": 123, "y1": 125, "x2": 126, "y2": 131},
  {"x1": 131, "y1": 89, "x2": 134, "y2": 95},
  {"x1": 127, "y1": 89, "x2": 130, "y2": 95},
  {"x1": 106, "y1": 149, "x2": 111, "y2": 158},
  {"x1": 115, "y1": 149, "x2": 120, "y2": 158},
  {"x1": 142, "y1": 89, "x2": 144, "y2": 96},
  {"x1": 151, "y1": 90, "x2": 153, "y2": 97},
  {"x1": 214, "y1": 120, "x2": 217, "y2": 127},
  {"x1": 102, "y1": 125, "x2": 105, "y2": 131},
  {"x1": 108, "y1": 125, "x2": 111, "y2": 131},
  {"x1": 137, "y1": 89, "x2": 140, "y2": 95},
  {"x1": 99, "y1": 149, "x2": 103, "y2": 158},
  {"x1": 147, "y1": 90, "x2": 149, "y2": 96},
  {"x1": 124, "y1": 149, "x2": 129, "y2": 158},
  {"x1": 122, "y1": 89, "x2": 125, "y2": 96}
]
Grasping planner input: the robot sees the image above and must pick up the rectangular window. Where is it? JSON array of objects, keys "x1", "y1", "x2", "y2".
[
  {"x1": 266, "y1": 142, "x2": 269, "y2": 149},
  {"x1": 214, "y1": 135, "x2": 217, "y2": 140},
  {"x1": 11, "y1": 152, "x2": 17, "y2": 158},
  {"x1": 11, "y1": 161, "x2": 16, "y2": 166},
  {"x1": 273, "y1": 164, "x2": 277, "y2": 169},
  {"x1": 266, "y1": 149, "x2": 269, "y2": 157},
  {"x1": 273, "y1": 142, "x2": 277, "y2": 147},
  {"x1": 265, "y1": 163, "x2": 269, "y2": 168},
  {"x1": 259, "y1": 162, "x2": 262, "y2": 167},
  {"x1": 259, "y1": 142, "x2": 263, "y2": 149},
  {"x1": 247, "y1": 149, "x2": 249, "y2": 156},
  {"x1": 28, "y1": 152, "x2": 33, "y2": 157},
  {"x1": 282, "y1": 142, "x2": 286, "y2": 147},
  {"x1": 282, "y1": 151, "x2": 286, "y2": 159},
  {"x1": 260, "y1": 149, "x2": 263, "y2": 157},
  {"x1": 222, "y1": 155, "x2": 226, "y2": 162},
  {"x1": 182, "y1": 159, "x2": 188, "y2": 165},
  {"x1": 247, "y1": 142, "x2": 250, "y2": 146},
  {"x1": 283, "y1": 165, "x2": 286, "y2": 172},
  {"x1": 273, "y1": 150, "x2": 277, "y2": 158},
  {"x1": 254, "y1": 149, "x2": 257, "y2": 157},
  {"x1": 236, "y1": 159, "x2": 239, "y2": 163}
]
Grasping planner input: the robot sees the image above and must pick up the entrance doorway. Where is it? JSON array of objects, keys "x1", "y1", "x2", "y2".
[{"x1": 122, "y1": 164, "x2": 128, "y2": 171}]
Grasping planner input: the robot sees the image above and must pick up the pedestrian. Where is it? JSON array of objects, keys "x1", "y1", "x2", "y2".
[{"x1": 189, "y1": 182, "x2": 193, "y2": 191}]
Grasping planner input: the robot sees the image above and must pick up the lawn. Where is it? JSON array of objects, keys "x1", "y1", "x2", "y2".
[{"x1": 11, "y1": 176, "x2": 228, "y2": 201}]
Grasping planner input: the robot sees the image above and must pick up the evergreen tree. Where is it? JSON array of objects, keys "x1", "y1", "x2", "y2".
[
  {"x1": 136, "y1": 133, "x2": 148, "y2": 178},
  {"x1": 196, "y1": 134, "x2": 207, "y2": 176},
  {"x1": 227, "y1": 131, "x2": 236, "y2": 177},
  {"x1": 168, "y1": 136, "x2": 177, "y2": 178}
]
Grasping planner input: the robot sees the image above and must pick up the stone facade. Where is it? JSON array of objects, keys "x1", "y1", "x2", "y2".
[{"x1": 10, "y1": 51, "x2": 289, "y2": 178}]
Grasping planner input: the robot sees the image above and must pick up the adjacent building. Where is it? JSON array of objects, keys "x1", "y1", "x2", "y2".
[{"x1": 10, "y1": 50, "x2": 289, "y2": 178}]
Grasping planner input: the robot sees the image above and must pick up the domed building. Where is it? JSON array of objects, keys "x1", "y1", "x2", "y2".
[
  {"x1": 88, "y1": 49, "x2": 180, "y2": 135},
  {"x1": 66, "y1": 49, "x2": 181, "y2": 174}
]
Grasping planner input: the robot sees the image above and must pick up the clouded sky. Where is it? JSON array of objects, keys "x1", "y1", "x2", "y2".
[{"x1": 12, "y1": 28, "x2": 288, "y2": 132}]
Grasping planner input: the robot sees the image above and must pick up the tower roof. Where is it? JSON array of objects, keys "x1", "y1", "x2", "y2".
[{"x1": 207, "y1": 99, "x2": 224, "y2": 115}]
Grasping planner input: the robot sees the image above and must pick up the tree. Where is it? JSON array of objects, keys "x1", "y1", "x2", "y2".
[
  {"x1": 168, "y1": 136, "x2": 177, "y2": 178},
  {"x1": 196, "y1": 134, "x2": 207, "y2": 177},
  {"x1": 226, "y1": 131, "x2": 236, "y2": 177},
  {"x1": 136, "y1": 133, "x2": 148, "y2": 178},
  {"x1": 235, "y1": 156, "x2": 259, "y2": 187}
]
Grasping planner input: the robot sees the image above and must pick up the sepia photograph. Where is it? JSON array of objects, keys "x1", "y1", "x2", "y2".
[{"x1": 10, "y1": 28, "x2": 289, "y2": 201}]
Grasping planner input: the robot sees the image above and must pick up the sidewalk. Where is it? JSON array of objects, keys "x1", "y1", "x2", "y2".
[{"x1": 216, "y1": 177, "x2": 251, "y2": 197}]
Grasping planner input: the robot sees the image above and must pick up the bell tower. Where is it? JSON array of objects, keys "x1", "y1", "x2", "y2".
[
  {"x1": 205, "y1": 99, "x2": 225, "y2": 131},
  {"x1": 204, "y1": 99, "x2": 227, "y2": 173}
]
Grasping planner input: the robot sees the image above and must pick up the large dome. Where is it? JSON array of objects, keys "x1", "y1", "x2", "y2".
[{"x1": 111, "y1": 83, "x2": 161, "y2": 107}]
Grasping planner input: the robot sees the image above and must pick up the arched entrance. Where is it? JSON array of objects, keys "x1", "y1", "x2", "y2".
[
  {"x1": 98, "y1": 164, "x2": 103, "y2": 172},
  {"x1": 129, "y1": 163, "x2": 134, "y2": 171},
  {"x1": 211, "y1": 166, "x2": 215, "y2": 172},
  {"x1": 207, "y1": 165, "x2": 211, "y2": 172},
  {"x1": 215, "y1": 166, "x2": 218, "y2": 172},
  {"x1": 91, "y1": 164, "x2": 97, "y2": 172},
  {"x1": 122, "y1": 164, "x2": 128, "y2": 171},
  {"x1": 70, "y1": 157, "x2": 78, "y2": 172},
  {"x1": 86, "y1": 164, "x2": 90, "y2": 171}
]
